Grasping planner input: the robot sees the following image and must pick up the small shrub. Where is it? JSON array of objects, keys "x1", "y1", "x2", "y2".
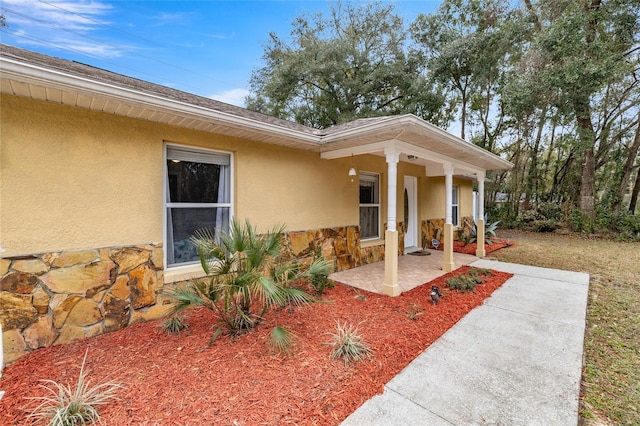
[
  {"x1": 446, "y1": 268, "x2": 490, "y2": 293},
  {"x1": 27, "y1": 350, "x2": 123, "y2": 426},
  {"x1": 531, "y1": 219, "x2": 558, "y2": 232},
  {"x1": 327, "y1": 322, "x2": 373, "y2": 365},
  {"x1": 162, "y1": 314, "x2": 189, "y2": 334},
  {"x1": 309, "y1": 247, "x2": 334, "y2": 295},
  {"x1": 406, "y1": 304, "x2": 425, "y2": 320}
]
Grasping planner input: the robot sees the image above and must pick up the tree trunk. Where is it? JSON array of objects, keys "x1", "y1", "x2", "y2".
[
  {"x1": 580, "y1": 146, "x2": 596, "y2": 215},
  {"x1": 629, "y1": 164, "x2": 640, "y2": 213},
  {"x1": 574, "y1": 94, "x2": 597, "y2": 216},
  {"x1": 575, "y1": 0, "x2": 602, "y2": 216},
  {"x1": 613, "y1": 114, "x2": 640, "y2": 211},
  {"x1": 524, "y1": 107, "x2": 547, "y2": 210}
]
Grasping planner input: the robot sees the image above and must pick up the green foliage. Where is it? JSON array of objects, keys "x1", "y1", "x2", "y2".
[
  {"x1": 309, "y1": 247, "x2": 334, "y2": 295},
  {"x1": 161, "y1": 314, "x2": 189, "y2": 334},
  {"x1": 596, "y1": 210, "x2": 640, "y2": 241},
  {"x1": 516, "y1": 202, "x2": 563, "y2": 232},
  {"x1": 411, "y1": 0, "x2": 524, "y2": 147},
  {"x1": 446, "y1": 267, "x2": 491, "y2": 293},
  {"x1": 269, "y1": 326, "x2": 296, "y2": 355},
  {"x1": 167, "y1": 219, "x2": 327, "y2": 345},
  {"x1": 247, "y1": 1, "x2": 447, "y2": 129},
  {"x1": 461, "y1": 214, "x2": 500, "y2": 244},
  {"x1": 327, "y1": 322, "x2": 373, "y2": 365},
  {"x1": 27, "y1": 350, "x2": 122, "y2": 426}
]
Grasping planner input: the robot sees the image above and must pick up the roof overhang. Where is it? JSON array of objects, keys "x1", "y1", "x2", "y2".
[
  {"x1": 0, "y1": 56, "x2": 321, "y2": 150},
  {"x1": 1, "y1": 50, "x2": 513, "y2": 175},
  {"x1": 320, "y1": 115, "x2": 512, "y2": 175}
]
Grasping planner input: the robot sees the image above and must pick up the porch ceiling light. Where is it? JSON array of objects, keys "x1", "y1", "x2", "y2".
[{"x1": 348, "y1": 153, "x2": 357, "y2": 182}]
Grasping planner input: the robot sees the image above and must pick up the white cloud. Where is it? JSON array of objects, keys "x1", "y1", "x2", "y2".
[
  {"x1": 3, "y1": 0, "x2": 112, "y2": 32},
  {"x1": 209, "y1": 88, "x2": 251, "y2": 107},
  {"x1": 2, "y1": 0, "x2": 126, "y2": 58}
]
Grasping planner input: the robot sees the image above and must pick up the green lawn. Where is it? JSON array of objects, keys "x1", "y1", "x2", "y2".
[{"x1": 489, "y1": 230, "x2": 640, "y2": 425}]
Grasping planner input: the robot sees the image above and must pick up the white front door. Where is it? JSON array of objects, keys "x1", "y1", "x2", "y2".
[{"x1": 403, "y1": 176, "x2": 418, "y2": 249}]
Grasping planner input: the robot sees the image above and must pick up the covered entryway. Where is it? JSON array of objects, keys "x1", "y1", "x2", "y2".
[{"x1": 320, "y1": 115, "x2": 512, "y2": 296}]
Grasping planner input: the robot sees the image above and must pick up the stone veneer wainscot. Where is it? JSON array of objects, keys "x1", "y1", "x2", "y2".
[
  {"x1": 0, "y1": 223, "x2": 408, "y2": 364},
  {"x1": 0, "y1": 243, "x2": 166, "y2": 364}
]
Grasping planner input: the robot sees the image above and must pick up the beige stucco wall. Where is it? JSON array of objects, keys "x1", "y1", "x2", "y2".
[
  {"x1": 1, "y1": 94, "x2": 474, "y2": 258},
  {"x1": 420, "y1": 176, "x2": 474, "y2": 222},
  {"x1": 0, "y1": 95, "x2": 364, "y2": 256}
]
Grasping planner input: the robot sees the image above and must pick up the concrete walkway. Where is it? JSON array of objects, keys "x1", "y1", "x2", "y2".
[{"x1": 341, "y1": 259, "x2": 590, "y2": 426}]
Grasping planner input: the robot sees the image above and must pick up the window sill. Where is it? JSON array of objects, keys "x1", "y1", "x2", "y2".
[
  {"x1": 164, "y1": 263, "x2": 207, "y2": 284},
  {"x1": 361, "y1": 238, "x2": 384, "y2": 248}
]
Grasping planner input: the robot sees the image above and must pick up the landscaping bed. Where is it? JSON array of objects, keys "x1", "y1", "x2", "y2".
[
  {"x1": 434, "y1": 237, "x2": 512, "y2": 255},
  {"x1": 1, "y1": 267, "x2": 512, "y2": 425}
]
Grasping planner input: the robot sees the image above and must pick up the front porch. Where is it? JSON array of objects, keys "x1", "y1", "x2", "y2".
[{"x1": 329, "y1": 249, "x2": 478, "y2": 294}]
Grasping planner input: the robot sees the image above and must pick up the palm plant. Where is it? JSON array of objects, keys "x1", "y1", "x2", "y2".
[
  {"x1": 463, "y1": 214, "x2": 500, "y2": 245},
  {"x1": 168, "y1": 219, "x2": 329, "y2": 348}
]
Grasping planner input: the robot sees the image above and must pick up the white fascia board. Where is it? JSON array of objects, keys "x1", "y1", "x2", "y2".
[
  {"x1": 321, "y1": 138, "x2": 486, "y2": 175},
  {"x1": 322, "y1": 114, "x2": 512, "y2": 170},
  {"x1": 0, "y1": 58, "x2": 321, "y2": 146},
  {"x1": 320, "y1": 141, "x2": 390, "y2": 159}
]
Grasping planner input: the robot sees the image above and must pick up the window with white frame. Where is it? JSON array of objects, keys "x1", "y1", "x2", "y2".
[
  {"x1": 359, "y1": 172, "x2": 380, "y2": 240},
  {"x1": 452, "y1": 185, "x2": 459, "y2": 226},
  {"x1": 165, "y1": 145, "x2": 232, "y2": 267}
]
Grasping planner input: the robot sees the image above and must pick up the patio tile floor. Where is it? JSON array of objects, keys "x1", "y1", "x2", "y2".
[{"x1": 329, "y1": 250, "x2": 478, "y2": 294}]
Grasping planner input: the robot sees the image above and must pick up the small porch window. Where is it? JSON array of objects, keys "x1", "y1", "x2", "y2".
[
  {"x1": 452, "y1": 185, "x2": 459, "y2": 226},
  {"x1": 359, "y1": 172, "x2": 380, "y2": 240},
  {"x1": 165, "y1": 144, "x2": 232, "y2": 267}
]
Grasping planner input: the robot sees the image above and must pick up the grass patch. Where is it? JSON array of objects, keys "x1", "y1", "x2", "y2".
[{"x1": 493, "y1": 230, "x2": 640, "y2": 425}]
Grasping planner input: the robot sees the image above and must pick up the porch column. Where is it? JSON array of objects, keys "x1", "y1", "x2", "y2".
[
  {"x1": 443, "y1": 162, "x2": 455, "y2": 272},
  {"x1": 476, "y1": 172, "x2": 486, "y2": 258},
  {"x1": 383, "y1": 149, "x2": 401, "y2": 296}
]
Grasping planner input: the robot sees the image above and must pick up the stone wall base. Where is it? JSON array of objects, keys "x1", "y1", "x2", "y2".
[
  {"x1": 0, "y1": 223, "x2": 407, "y2": 364},
  {"x1": 1, "y1": 243, "x2": 166, "y2": 364},
  {"x1": 281, "y1": 223, "x2": 405, "y2": 272},
  {"x1": 422, "y1": 217, "x2": 473, "y2": 248}
]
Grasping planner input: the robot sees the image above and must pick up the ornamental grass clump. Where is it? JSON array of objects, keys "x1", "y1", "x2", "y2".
[
  {"x1": 327, "y1": 322, "x2": 373, "y2": 365},
  {"x1": 26, "y1": 350, "x2": 122, "y2": 426},
  {"x1": 167, "y1": 219, "x2": 330, "y2": 348}
]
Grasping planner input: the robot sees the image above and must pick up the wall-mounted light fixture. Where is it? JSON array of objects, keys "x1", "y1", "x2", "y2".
[{"x1": 349, "y1": 154, "x2": 357, "y2": 182}]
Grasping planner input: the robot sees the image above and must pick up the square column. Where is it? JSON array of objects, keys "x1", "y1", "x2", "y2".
[
  {"x1": 443, "y1": 163, "x2": 455, "y2": 272},
  {"x1": 382, "y1": 230, "x2": 400, "y2": 296},
  {"x1": 382, "y1": 149, "x2": 401, "y2": 296},
  {"x1": 476, "y1": 172, "x2": 486, "y2": 258}
]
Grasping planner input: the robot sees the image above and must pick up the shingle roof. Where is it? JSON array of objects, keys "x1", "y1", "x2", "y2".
[{"x1": 0, "y1": 43, "x2": 320, "y2": 136}]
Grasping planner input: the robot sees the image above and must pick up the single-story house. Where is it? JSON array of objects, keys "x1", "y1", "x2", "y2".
[{"x1": 0, "y1": 44, "x2": 512, "y2": 363}]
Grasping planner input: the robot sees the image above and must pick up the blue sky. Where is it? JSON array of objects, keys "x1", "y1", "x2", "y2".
[{"x1": 1, "y1": 0, "x2": 442, "y2": 106}]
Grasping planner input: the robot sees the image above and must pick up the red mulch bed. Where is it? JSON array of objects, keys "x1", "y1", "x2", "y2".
[
  {"x1": 434, "y1": 237, "x2": 513, "y2": 255},
  {"x1": 0, "y1": 267, "x2": 512, "y2": 425}
]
